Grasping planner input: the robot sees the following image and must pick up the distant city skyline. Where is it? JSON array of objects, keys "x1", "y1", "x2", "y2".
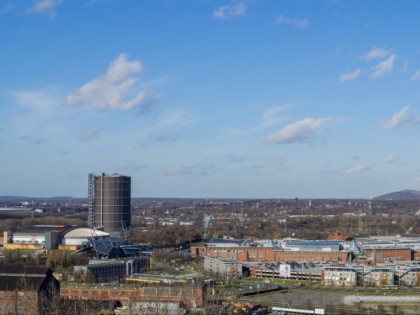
[{"x1": 1, "y1": 0, "x2": 420, "y2": 198}]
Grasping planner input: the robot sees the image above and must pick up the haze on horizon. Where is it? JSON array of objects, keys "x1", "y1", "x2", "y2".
[{"x1": 1, "y1": 0, "x2": 420, "y2": 199}]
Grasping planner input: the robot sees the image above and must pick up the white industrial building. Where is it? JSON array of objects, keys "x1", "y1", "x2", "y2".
[{"x1": 62, "y1": 227, "x2": 109, "y2": 246}]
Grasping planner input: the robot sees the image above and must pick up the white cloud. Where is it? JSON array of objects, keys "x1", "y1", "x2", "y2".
[
  {"x1": 28, "y1": 0, "x2": 63, "y2": 18},
  {"x1": 371, "y1": 54, "x2": 397, "y2": 79},
  {"x1": 411, "y1": 70, "x2": 420, "y2": 81},
  {"x1": 67, "y1": 53, "x2": 149, "y2": 111},
  {"x1": 345, "y1": 164, "x2": 370, "y2": 174},
  {"x1": 213, "y1": 3, "x2": 246, "y2": 20},
  {"x1": 266, "y1": 118, "x2": 334, "y2": 144},
  {"x1": 339, "y1": 68, "x2": 361, "y2": 82},
  {"x1": 81, "y1": 129, "x2": 99, "y2": 141},
  {"x1": 384, "y1": 155, "x2": 399, "y2": 163},
  {"x1": 382, "y1": 105, "x2": 417, "y2": 128},
  {"x1": 276, "y1": 15, "x2": 309, "y2": 28},
  {"x1": 365, "y1": 48, "x2": 388, "y2": 60}
]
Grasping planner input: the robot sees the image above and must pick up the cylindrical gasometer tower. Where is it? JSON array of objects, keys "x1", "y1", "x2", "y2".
[{"x1": 88, "y1": 173, "x2": 131, "y2": 232}]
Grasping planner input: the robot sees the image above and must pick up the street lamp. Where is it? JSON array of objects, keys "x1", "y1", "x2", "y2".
[{"x1": 257, "y1": 284, "x2": 260, "y2": 303}]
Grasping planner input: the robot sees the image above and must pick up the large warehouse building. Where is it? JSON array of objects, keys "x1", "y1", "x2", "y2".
[
  {"x1": 88, "y1": 173, "x2": 131, "y2": 233},
  {"x1": 3, "y1": 225, "x2": 109, "y2": 250}
]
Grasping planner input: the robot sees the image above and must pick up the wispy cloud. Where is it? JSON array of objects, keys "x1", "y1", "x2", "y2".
[
  {"x1": 163, "y1": 166, "x2": 193, "y2": 176},
  {"x1": 0, "y1": 3, "x2": 14, "y2": 15},
  {"x1": 410, "y1": 176, "x2": 420, "y2": 185},
  {"x1": 27, "y1": 0, "x2": 63, "y2": 19},
  {"x1": 9, "y1": 88, "x2": 62, "y2": 116},
  {"x1": 163, "y1": 164, "x2": 220, "y2": 176},
  {"x1": 213, "y1": 3, "x2": 246, "y2": 20},
  {"x1": 157, "y1": 110, "x2": 198, "y2": 128},
  {"x1": 251, "y1": 158, "x2": 286, "y2": 174},
  {"x1": 259, "y1": 106, "x2": 287, "y2": 129},
  {"x1": 345, "y1": 164, "x2": 370, "y2": 174},
  {"x1": 68, "y1": 173, "x2": 83, "y2": 180},
  {"x1": 384, "y1": 155, "x2": 399, "y2": 163},
  {"x1": 266, "y1": 118, "x2": 334, "y2": 144},
  {"x1": 153, "y1": 133, "x2": 177, "y2": 142},
  {"x1": 276, "y1": 15, "x2": 309, "y2": 28},
  {"x1": 67, "y1": 53, "x2": 150, "y2": 111},
  {"x1": 371, "y1": 54, "x2": 397, "y2": 79},
  {"x1": 339, "y1": 68, "x2": 361, "y2": 82},
  {"x1": 226, "y1": 154, "x2": 247, "y2": 162},
  {"x1": 382, "y1": 105, "x2": 418, "y2": 128},
  {"x1": 228, "y1": 105, "x2": 287, "y2": 137},
  {"x1": 195, "y1": 164, "x2": 220, "y2": 176},
  {"x1": 411, "y1": 70, "x2": 420, "y2": 81},
  {"x1": 20, "y1": 134, "x2": 45, "y2": 145},
  {"x1": 365, "y1": 48, "x2": 388, "y2": 60},
  {"x1": 122, "y1": 164, "x2": 149, "y2": 172},
  {"x1": 31, "y1": 137, "x2": 45, "y2": 145},
  {"x1": 81, "y1": 129, "x2": 99, "y2": 141}
]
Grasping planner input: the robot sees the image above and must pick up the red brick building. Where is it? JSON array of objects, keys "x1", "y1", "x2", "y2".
[
  {"x1": 0, "y1": 266, "x2": 60, "y2": 314},
  {"x1": 61, "y1": 283, "x2": 206, "y2": 308},
  {"x1": 363, "y1": 248, "x2": 412, "y2": 264},
  {"x1": 195, "y1": 246, "x2": 349, "y2": 263}
]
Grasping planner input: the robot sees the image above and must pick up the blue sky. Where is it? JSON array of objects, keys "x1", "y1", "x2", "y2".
[{"x1": 1, "y1": 0, "x2": 420, "y2": 198}]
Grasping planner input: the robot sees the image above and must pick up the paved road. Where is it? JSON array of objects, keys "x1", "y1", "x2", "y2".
[
  {"x1": 240, "y1": 290, "x2": 420, "y2": 306},
  {"x1": 343, "y1": 295, "x2": 420, "y2": 304}
]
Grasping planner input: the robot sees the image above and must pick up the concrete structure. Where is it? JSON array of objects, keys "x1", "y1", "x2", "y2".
[
  {"x1": 251, "y1": 264, "x2": 322, "y2": 282},
  {"x1": 88, "y1": 173, "x2": 131, "y2": 232},
  {"x1": 203, "y1": 256, "x2": 243, "y2": 278}
]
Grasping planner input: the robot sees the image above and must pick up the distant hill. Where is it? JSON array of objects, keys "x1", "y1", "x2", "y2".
[
  {"x1": 0, "y1": 196, "x2": 83, "y2": 201},
  {"x1": 374, "y1": 189, "x2": 420, "y2": 200}
]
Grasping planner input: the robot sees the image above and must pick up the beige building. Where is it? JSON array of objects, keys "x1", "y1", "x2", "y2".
[
  {"x1": 323, "y1": 267, "x2": 359, "y2": 286},
  {"x1": 203, "y1": 256, "x2": 243, "y2": 278}
]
